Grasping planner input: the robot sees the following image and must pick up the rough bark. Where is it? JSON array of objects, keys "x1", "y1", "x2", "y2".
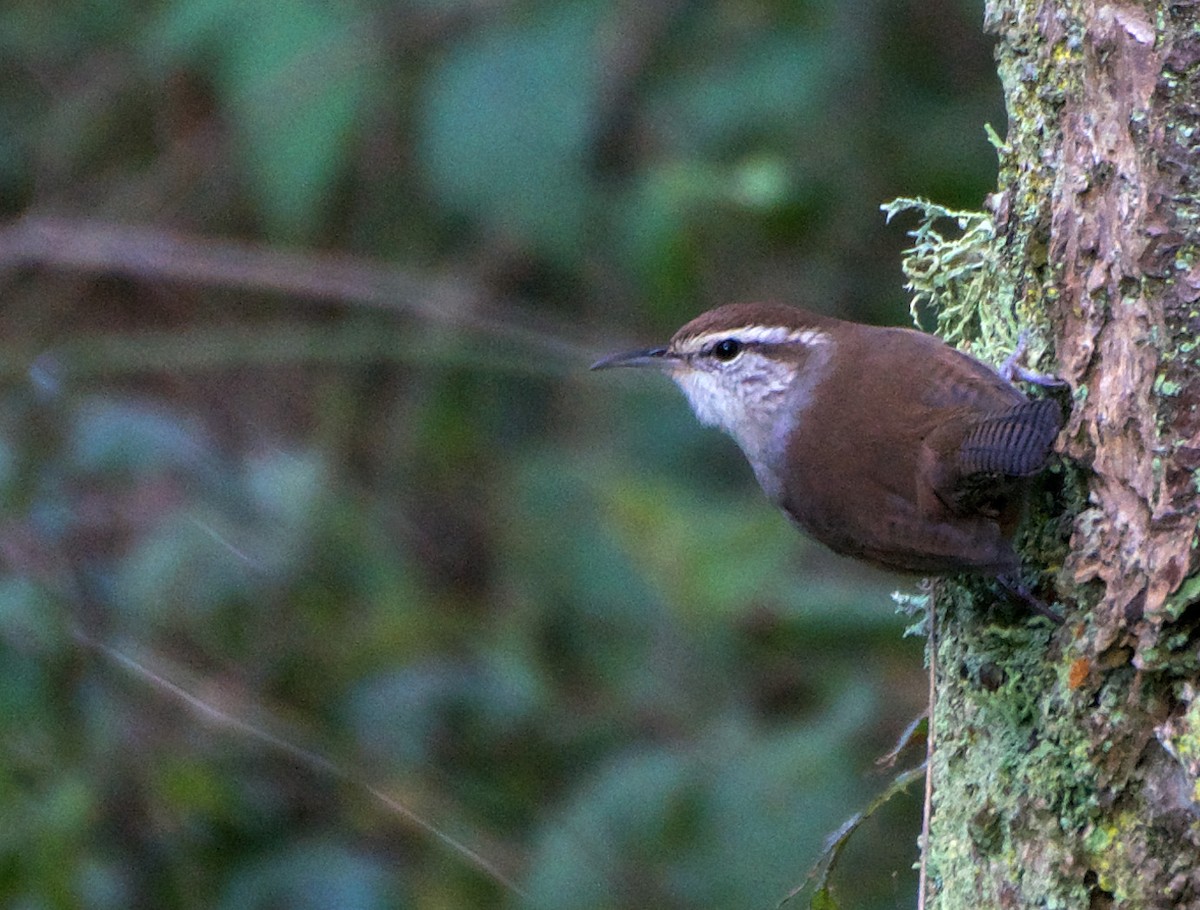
[{"x1": 920, "y1": 1, "x2": 1200, "y2": 907}]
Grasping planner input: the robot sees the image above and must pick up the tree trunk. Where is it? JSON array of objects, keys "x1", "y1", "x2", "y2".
[{"x1": 920, "y1": 1, "x2": 1200, "y2": 906}]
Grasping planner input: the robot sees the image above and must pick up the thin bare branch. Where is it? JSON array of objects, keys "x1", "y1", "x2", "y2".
[{"x1": 0, "y1": 215, "x2": 592, "y2": 362}]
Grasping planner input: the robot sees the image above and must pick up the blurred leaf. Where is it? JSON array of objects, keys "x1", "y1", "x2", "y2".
[
  {"x1": 593, "y1": 471, "x2": 797, "y2": 621},
  {"x1": 418, "y1": 1, "x2": 604, "y2": 262},
  {"x1": 0, "y1": 576, "x2": 67, "y2": 654},
  {"x1": 218, "y1": 840, "x2": 399, "y2": 910},
  {"x1": 0, "y1": 0, "x2": 139, "y2": 61},
  {"x1": 108, "y1": 449, "x2": 328, "y2": 621},
  {"x1": 0, "y1": 430, "x2": 15, "y2": 492},
  {"x1": 522, "y1": 747, "x2": 690, "y2": 908},
  {"x1": 474, "y1": 646, "x2": 543, "y2": 729},
  {"x1": 347, "y1": 661, "x2": 466, "y2": 767},
  {"x1": 111, "y1": 510, "x2": 257, "y2": 621},
  {"x1": 70, "y1": 398, "x2": 209, "y2": 475},
  {"x1": 0, "y1": 649, "x2": 52, "y2": 727},
  {"x1": 675, "y1": 689, "x2": 877, "y2": 908},
  {"x1": 77, "y1": 857, "x2": 133, "y2": 910},
  {"x1": 614, "y1": 152, "x2": 800, "y2": 305},
  {"x1": 649, "y1": 31, "x2": 843, "y2": 154},
  {"x1": 524, "y1": 687, "x2": 876, "y2": 910},
  {"x1": 347, "y1": 653, "x2": 542, "y2": 768},
  {"x1": 243, "y1": 449, "x2": 328, "y2": 564},
  {"x1": 153, "y1": 756, "x2": 237, "y2": 824},
  {"x1": 730, "y1": 154, "x2": 794, "y2": 211},
  {"x1": 503, "y1": 453, "x2": 661, "y2": 625},
  {"x1": 146, "y1": 0, "x2": 380, "y2": 238},
  {"x1": 612, "y1": 162, "x2": 715, "y2": 306}
]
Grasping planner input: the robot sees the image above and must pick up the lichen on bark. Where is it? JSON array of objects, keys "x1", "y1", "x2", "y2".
[{"x1": 904, "y1": 1, "x2": 1200, "y2": 907}]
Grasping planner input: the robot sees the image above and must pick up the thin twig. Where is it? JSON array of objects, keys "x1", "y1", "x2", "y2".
[
  {"x1": 0, "y1": 214, "x2": 592, "y2": 362},
  {"x1": 73, "y1": 627, "x2": 529, "y2": 899},
  {"x1": 6, "y1": 322, "x2": 569, "y2": 381}
]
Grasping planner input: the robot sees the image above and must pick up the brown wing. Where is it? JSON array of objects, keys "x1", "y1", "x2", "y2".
[
  {"x1": 912, "y1": 340, "x2": 1026, "y2": 414},
  {"x1": 776, "y1": 321, "x2": 1058, "y2": 575}
]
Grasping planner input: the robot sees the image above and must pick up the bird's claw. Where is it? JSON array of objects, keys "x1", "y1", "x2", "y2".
[{"x1": 999, "y1": 331, "x2": 1068, "y2": 388}]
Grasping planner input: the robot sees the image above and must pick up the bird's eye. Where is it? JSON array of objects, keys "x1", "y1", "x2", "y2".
[{"x1": 711, "y1": 339, "x2": 742, "y2": 362}]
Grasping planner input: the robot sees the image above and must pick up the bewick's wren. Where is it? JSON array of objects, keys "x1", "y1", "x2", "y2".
[{"x1": 593, "y1": 302, "x2": 1062, "y2": 576}]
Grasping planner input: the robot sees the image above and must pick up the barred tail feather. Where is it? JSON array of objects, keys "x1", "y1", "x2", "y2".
[{"x1": 959, "y1": 398, "x2": 1062, "y2": 477}]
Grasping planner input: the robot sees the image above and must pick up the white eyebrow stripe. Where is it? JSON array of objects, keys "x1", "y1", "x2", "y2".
[{"x1": 678, "y1": 326, "x2": 831, "y2": 352}]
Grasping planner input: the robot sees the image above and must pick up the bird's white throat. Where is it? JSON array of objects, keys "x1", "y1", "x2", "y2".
[{"x1": 669, "y1": 334, "x2": 835, "y2": 501}]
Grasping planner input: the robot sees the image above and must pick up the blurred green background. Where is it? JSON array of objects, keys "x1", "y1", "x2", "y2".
[{"x1": 0, "y1": 1, "x2": 1003, "y2": 907}]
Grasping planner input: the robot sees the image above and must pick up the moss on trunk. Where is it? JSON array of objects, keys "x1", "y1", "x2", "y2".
[{"x1": 907, "y1": 2, "x2": 1200, "y2": 906}]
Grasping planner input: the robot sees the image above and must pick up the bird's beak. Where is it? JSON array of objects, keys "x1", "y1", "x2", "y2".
[{"x1": 589, "y1": 346, "x2": 675, "y2": 371}]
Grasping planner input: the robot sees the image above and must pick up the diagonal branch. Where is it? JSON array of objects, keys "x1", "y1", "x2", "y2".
[{"x1": 0, "y1": 215, "x2": 591, "y2": 362}]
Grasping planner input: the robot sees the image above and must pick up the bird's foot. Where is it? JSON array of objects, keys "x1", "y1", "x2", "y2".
[
  {"x1": 999, "y1": 332, "x2": 1068, "y2": 388},
  {"x1": 997, "y1": 573, "x2": 1063, "y2": 624}
]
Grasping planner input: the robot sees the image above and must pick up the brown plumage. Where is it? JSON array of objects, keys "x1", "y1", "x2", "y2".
[{"x1": 596, "y1": 303, "x2": 1063, "y2": 575}]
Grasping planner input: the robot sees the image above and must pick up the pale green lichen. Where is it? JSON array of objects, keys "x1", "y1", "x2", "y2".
[
  {"x1": 882, "y1": 198, "x2": 1007, "y2": 346},
  {"x1": 1081, "y1": 810, "x2": 1148, "y2": 902},
  {"x1": 1163, "y1": 573, "x2": 1200, "y2": 621},
  {"x1": 923, "y1": 592, "x2": 1101, "y2": 907},
  {"x1": 892, "y1": 588, "x2": 932, "y2": 640},
  {"x1": 881, "y1": 197, "x2": 1058, "y2": 377},
  {"x1": 1159, "y1": 685, "x2": 1200, "y2": 782}
]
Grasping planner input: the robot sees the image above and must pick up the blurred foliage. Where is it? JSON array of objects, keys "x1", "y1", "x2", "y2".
[{"x1": 0, "y1": 0, "x2": 1004, "y2": 906}]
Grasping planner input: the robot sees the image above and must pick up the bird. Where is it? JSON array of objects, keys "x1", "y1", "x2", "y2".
[{"x1": 592, "y1": 302, "x2": 1063, "y2": 577}]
